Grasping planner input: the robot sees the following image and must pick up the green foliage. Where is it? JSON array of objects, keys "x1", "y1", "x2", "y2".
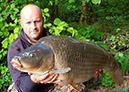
[
  {"x1": 91, "y1": 0, "x2": 101, "y2": 4},
  {"x1": 45, "y1": 18, "x2": 78, "y2": 37},
  {"x1": 34, "y1": 0, "x2": 129, "y2": 29},
  {"x1": 101, "y1": 71, "x2": 115, "y2": 87},
  {"x1": 71, "y1": 23, "x2": 106, "y2": 42},
  {"x1": 0, "y1": 0, "x2": 23, "y2": 62},
  {"x1": 93, "y1": 0, "x2": 129, "y2": 29},
  {"x1": 115, "y1": 52, "x2": 129, "y2": 74},
  {"x1": 42, "y1": 8, "x2": 50, "y2": 19},
  {"x1": 0, "y1": 63, "x2": 12, "y2": 91}
]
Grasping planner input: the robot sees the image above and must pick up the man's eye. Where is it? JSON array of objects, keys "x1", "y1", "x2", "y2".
[
  {"x1": 35, "y1": 20, "x2": 41, "y2": 23},
  {"x1": 26, "y1": 22, "x2": 31, "y2": 24}
]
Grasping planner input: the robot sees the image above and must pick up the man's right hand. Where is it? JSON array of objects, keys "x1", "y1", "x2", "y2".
[{"x1": 29, "y1": 72, "x2": 62, "y2": 84}]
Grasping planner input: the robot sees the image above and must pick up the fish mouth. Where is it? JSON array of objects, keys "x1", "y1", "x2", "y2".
[{"x1": 11, "y1": 58, "x2": 23, "y2": 69}]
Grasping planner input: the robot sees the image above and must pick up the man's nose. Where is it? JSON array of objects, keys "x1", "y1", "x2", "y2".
[{"x1": 31, "y1": 22, "x2": 36, "y2": 29}]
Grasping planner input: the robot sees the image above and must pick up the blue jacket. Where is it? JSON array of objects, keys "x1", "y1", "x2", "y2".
[{"x1": 7, "y1": 28, "x2": 54, "y2": 92}]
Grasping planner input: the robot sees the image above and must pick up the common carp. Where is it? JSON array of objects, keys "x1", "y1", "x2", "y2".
[{"x1": 11, "y1": 36, "x2": 123, "y2": 87}]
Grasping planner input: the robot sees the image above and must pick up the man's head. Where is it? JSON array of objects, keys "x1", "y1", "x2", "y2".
[{"x1": 20, "y1": 4, "x2": 44, "y2": 42}]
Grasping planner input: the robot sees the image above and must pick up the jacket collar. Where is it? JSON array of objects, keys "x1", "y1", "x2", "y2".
[{"x1": 20, "y1": 28, "x2": 51, "y2": 45}]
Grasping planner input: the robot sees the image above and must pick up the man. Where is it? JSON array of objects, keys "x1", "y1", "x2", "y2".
[{"x1": 7, "y1": 4, "x2": 61, "y2": 92}]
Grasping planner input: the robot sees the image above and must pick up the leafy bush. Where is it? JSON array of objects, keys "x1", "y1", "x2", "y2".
[
  {"x1": 93, "y1": 0, "x2": 129, "y2": 29},
  {"x1": 0, "y1": 1, "x2": 21, "y2": 92},
  {"x1": 0, "y1": 63, "x2": 12, "y2": 91},
  {"x1": 46, "y1": 18, "x2": 78, "y2": 37}
]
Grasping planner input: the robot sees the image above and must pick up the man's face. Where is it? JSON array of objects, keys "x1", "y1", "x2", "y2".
[{"x1": 21, "y1": 7, "x2": 44, "y2": 41}]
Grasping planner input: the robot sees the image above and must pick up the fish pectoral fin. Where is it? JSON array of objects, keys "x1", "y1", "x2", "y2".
[{"x1": 50, "y1": 67, "x2": 71, "y2": 74}]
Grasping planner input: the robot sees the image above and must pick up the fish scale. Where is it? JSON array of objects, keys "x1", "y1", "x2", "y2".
[{"x1": 11, "y1": 36, "x2": 123, "y2": 87}]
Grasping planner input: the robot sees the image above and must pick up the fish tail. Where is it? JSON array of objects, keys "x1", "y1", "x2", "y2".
[{"x1": 109, "y1": 68, "x2": 123, "y2": 84}]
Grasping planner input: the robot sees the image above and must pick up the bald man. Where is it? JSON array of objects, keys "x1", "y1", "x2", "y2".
[{"x1": 7, "y1": 4, "x2": 61, "y2": 92}]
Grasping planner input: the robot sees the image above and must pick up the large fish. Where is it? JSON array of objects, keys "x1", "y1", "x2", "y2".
[{"x1": 11, "y1": 36, "x2": 123, "y2": 87}]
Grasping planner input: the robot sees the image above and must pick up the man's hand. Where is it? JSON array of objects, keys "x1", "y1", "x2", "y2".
[{"x1": 29, "y1": 72, "x2": 62, "y2": 84}]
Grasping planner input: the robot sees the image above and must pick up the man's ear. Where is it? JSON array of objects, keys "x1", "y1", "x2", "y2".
[
  {"x1": 21, "y1": 24, "x2": 23, "y2": 27},
  {"x1": 20, "y1": 19, "x2": 23, "y2": 27}
]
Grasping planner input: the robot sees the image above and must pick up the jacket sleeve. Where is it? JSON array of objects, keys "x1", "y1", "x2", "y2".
[{"x1": 7, "y1": 42, "x2": 40, "y2": 92}]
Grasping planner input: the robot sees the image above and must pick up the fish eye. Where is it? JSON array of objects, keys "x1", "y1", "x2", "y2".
[{"x1": 29, "y1": 53, "x2": 36, "y2": 58}]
